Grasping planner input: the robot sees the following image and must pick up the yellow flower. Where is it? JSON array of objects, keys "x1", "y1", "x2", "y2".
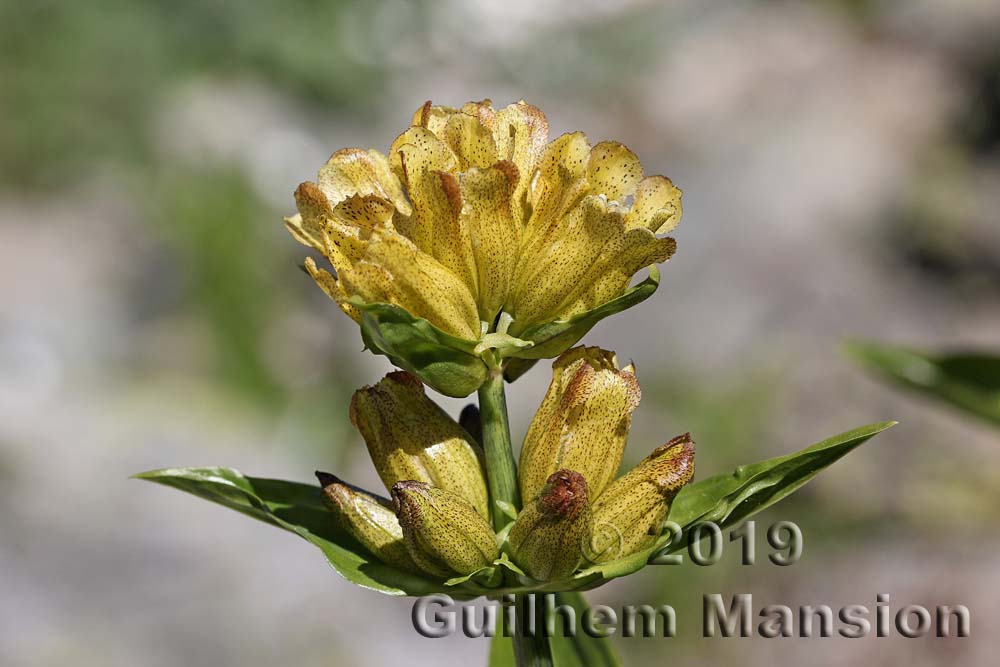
[
  {"x1": 517, "y1": 346, "x2": 641, "y2": 502},
  {"x1": 285, "y1": 100, "x2": 681, "y2": 394},
  {"x1": 350, "y1": 371, "x2": 490, "y2": 519}
]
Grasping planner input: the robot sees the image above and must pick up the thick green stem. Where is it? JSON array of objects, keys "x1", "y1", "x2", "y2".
[
  {"x1": 512, "y1": 594, "x2": 554, "y2": 667},
  {"x1": 479, "y1": 369, "x2": 552, "y2": 667},
  {"x1": 478, "y1": 370, "x2": 552, "y2": 666},
  {"x1": 477, "y1": 369, "x2": 521, "y2": 530}
]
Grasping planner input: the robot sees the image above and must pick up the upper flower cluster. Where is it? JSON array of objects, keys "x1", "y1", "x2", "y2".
[{"x1": 286, "y1": 100, "x2": 682, "y2": 396}]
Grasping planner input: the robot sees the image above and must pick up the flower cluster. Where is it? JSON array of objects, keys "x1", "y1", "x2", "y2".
[
  {"x1": 318, "y1": 347, "x2": 694, "y2": 584},
  {"x1": 286, "y1": 100, "x2": 682, "y2": 397},
  {"x1": 140, "y1": 96, "x2": 893, "y2": 667}
]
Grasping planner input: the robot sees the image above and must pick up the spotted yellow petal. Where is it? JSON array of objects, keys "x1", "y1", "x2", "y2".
[
  {"x1": 331, "y1": 193, "x2": 396, "y2": 230},
  {"x1": 442, "y1": 112, "x2": 498, "y2": 171},
  {"x1": 624, "y1": 175, "x2": 683, "y2": 233},
  {"x1": 511, "y1": 196, "x2": 625, "y2": 332},
  {"x1": 519, "y1": 132, "x2": 591, "y2": 264},
  {"x1": 586, "y1": 141, "x2": 644, "y2": 204},
  {"x1": 519, "y1": 346, "x2": 641, "y2": 501},
  {"x1": 390, "y1": 127, "x2": 459, "y2": 252},
  {"x1": 286, "y1": 182, "x2": 334, "y2": 252},
  {"x1": 460, "y1": 99, "x2": 498, "y2": 130},
  {"x1": 423, "y1": 170, "x2": 479, "y2": 303},
  {"x1": 460, "y1": 161, "x2": 520, "y2": 321},
  {"x1": 352, "y1": 232, "x2": 480, "y2": 340},
  {"x1": 411, "y1": 100, "x2": 459, "y2": 136},
  {"x1": 493, "y1": 101, "x2": 549, "y2": 224},
  {"x1": 390, "y1": 127, "x2": 458, "y2": 180},
  {"x1": 558, "y1": 229, "x2": 677, "y2": 320},
  {"x1": 317, "y1": 148, "x2": 410, "y2": 216}
]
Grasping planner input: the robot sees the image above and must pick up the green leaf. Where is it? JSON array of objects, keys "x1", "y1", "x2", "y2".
[
  {"x1": 135, "y1": 424, "x2": 894, "y2": 598},
  {"x1": 489, "y1": 614, "x2": 516, "y2": 667},
  {"x1": 551, "y1": 592, "x2": 622, "y2": 667},
  {"x1": 443, "y1": 563, "x2": 503, "y2": 589},
  {"x1": 134, "y1": 467, "x2": 450, "y2": 597},
  {"x1": 475, "y1": 332, "x2": 534, "y2": 356},
  {"x1": 571, "y1": 421, "x2": 896, "y2": 582},
  {"x1": 846, "y1": 340, "x2": 1000, "y2": 427},
  {"x1": 667, "y1": 421, "x2": 896, "y2": 532},
  {"x1": 354, "y1": 300, "x2": 488, "y2": 398},
  {"x1": 508, "y1": 266, "x2": 660, "y2": 360}
]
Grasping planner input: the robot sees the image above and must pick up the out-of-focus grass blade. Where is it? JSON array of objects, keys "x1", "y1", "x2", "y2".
[{"x1": 846, "y1": 340, "x2": 1000, "y2": 427}]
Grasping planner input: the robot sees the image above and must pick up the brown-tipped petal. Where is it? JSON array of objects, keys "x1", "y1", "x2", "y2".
[
  {"x1": 316, "y1": 471, "x2": 422, "y2": 573},
  {"x1": 392, "y1": 481, "x2": 499, "y2": 578},
  {"x1": 587, "y1": 434, "x2": 695, "y2": 564},
  {"x1": 508, "y1": 469, "x2": 592, "y2": 582},
  {"x1": 492, "y1": 100, "x2": 549, "y2": 225},
  {"x1": 411, "y1": 100, "x2": 459, "y2": 136},
  {"x1": 391, "y1": 127, "x2": 459, "y2": 252}
]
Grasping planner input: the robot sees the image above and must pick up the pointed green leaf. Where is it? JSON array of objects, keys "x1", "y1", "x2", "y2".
[
  {"x1": 570, "y1": 421, "x2": 895, "y2": 583},
  {"x1": 666, "y1": 420, "x2": 896, "y2": 533},
  {"x1": 134, "y1": 467, "x2": 451, "y2": 597},
  {"x1": 354, "y1": 299, "x2": 488, "y2": 398},
  {"x1": 846, "y1": 340, "x2": 1000, "y2": 427},
  {"x1": 508, "y1": 267, "x2": 660, "y2": 361}
]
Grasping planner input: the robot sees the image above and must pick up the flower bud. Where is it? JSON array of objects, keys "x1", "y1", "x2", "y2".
[
  {"x1": 458, "y1": 403, "x2": 482, "y2": 446},
  {"x1": 507, "y1": 469, "x2": 592, "y2": 582},
  {"x1": 586, "y1": 434, "x2": 695, "y2": 563},
  {"x1": 315, "y1": 471, "x2": 421, "y2": 573},
  {"x1": 351, "y1": 371, "x2": 489, "y2": 519},
  {"x1": 518, "y1": 346, "x2": 640, "y2": 502},
  {"x1": 391, "y1": 481, "x2": 499, "y2": 578}
]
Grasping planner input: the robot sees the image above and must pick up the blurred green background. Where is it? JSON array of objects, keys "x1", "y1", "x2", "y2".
[{"x1": 1, "y1": 1, "x2": 998, "y2": 665}]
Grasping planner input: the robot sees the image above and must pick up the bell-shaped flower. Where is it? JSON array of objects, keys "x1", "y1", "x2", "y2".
[
  {"x1": 517, "y1": 346, "x2": 641, "y2": 503},
  {"x1": 286, "y1": 100, "x2": 681, "y2": 396},
  {"x1": 350, "y1": 371, "x2": 489, "y2": 519}
]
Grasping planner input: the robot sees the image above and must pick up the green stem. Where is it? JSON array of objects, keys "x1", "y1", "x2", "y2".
[
  {"x1": 512, "y1": 593, "x2": 554, "y2": 667},
  {"x1": 478, "y1": 370, "x2": 551, "y2": 666},
  {"x1": 477, "y1": 368, "x2": 521, "y2": 530}
]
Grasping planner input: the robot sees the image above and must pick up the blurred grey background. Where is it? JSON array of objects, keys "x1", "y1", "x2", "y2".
[{"x1": 1, "y1": 0, "x2": 998, "y2": 665}]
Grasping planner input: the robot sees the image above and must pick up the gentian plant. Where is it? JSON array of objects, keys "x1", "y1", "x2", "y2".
[{"x1": 138, "y1": 100, "x2": 893, "y2": 666}]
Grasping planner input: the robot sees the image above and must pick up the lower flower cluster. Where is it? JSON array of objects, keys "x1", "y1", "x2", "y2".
[{"x1": 317, "y1": 346, "x2": 695, "y2": 586}]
